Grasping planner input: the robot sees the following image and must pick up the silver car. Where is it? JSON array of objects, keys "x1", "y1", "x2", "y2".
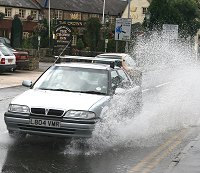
[{"x1": 4, "y1": 61, "x2": 142, "y2": 138}]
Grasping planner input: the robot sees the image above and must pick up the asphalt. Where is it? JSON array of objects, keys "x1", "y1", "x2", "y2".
[{"x1": 0, "y1": 62, "x2": 200, "y2": 172}]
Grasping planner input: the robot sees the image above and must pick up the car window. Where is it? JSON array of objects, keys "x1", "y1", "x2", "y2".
[
  {"x1": 117, "y1": 69, "x2": 129, "y2": 81},
  {"x1": 124, "y1": 55, "x2": 136, "y2": 67},
  {"x1": 33, "y1": 66, "x2": 109, "y2": 95},
  {"x1": 0, "y1": 46, "x2": 13, "y2": 56},
  {"x1": 4, "y1": 38, "x2": 10, "y2": 45},
  {"x1": 0, "y1": 38, "x2": 5, "y2": 44},
  {"x1": 111, "y1": 70, "x2": 120, "y2": 89}
]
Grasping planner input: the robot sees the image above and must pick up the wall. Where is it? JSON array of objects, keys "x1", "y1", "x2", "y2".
[{"x1": 122, "y1": 0, "x2": 150, "y2": 24}]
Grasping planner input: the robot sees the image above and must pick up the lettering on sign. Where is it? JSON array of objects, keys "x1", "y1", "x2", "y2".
[{"x1": 54, "y1": 24, "x2": 72, "y2": 46}]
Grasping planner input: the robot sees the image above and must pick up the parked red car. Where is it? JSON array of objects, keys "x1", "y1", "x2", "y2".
[{"x1": 12, "y1": 49, "x2": 29, "y2": 65}]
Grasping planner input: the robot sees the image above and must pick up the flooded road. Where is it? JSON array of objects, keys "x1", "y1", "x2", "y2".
[
  {"x1": 0, "y1": 78, "x2": 200, "y2": 173},
  {"x1": 1, "y1": 34, "x2": 200, "y2": 172}
]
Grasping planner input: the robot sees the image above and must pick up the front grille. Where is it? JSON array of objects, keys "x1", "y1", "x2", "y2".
[
  {"x1": 31, "y1": 108, "x2": 65, "y2": 117},
  {"x1": 48, "y1": 109, "x2": 64, "y2": 116},
  {"x1": 31, "y1": 108, "x2": 45, "y2": 115}
]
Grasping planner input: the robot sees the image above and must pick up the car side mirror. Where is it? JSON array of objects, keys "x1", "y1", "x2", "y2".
[
  {"x1": 22, "y1": 80, "x2": 32, "y2": 87},
  {"x1": 112, "y1": 76, "x2": 122, "y2": 86}
]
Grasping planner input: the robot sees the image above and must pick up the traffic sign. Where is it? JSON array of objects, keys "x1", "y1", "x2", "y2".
[
  {"x1": 162, "y1": 24, "x2": 178, "y2": 40},
  {"x1": 115, "y1": 18, "x2": 132, "y2": 41}
]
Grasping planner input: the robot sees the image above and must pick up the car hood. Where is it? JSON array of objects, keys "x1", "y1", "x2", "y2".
[{"x1": 11, "y1": 89, "x2": 108, "y2": 111}]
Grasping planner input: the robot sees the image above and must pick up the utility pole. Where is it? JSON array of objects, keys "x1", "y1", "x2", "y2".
[
  {"x1": 126, "y1": 0, "x2": 131, "y2": 53},
  {"x1": 49, "y1": 0, "x2": 51, "y2": 48}
]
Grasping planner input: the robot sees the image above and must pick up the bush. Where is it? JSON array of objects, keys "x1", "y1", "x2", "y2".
[{"x1": 76, "y1": 38, "x2": 84, "y2": 50}]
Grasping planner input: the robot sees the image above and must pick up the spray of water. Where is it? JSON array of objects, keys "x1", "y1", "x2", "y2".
[{"x1": 64, "y1": 32, "x2": 200, "y2": 154}]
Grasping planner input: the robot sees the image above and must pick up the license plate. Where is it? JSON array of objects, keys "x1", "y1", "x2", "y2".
[
  {"x1": 30, "y1": 118, "x2": 60, "y2": 128},
  {"x1": 8, "y1": 59, "x2": 13, "y2": 63}
]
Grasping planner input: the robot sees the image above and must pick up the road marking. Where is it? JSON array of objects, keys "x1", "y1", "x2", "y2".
[
  {"x1": 155, "y1": 82, "x2": 171, "y2": 88},
  {"x1": 141, "y1": 140, "x2": 182, "y2": 173},
  {"x1": 142, "y1": 82, "x2": 171, "y2": 93},
  {"x1": 128, "y1": 129, "x2": 187, "y2": 173},
  {"x1": 142, "y1": 89, "x2": 150, "y2": 93}
]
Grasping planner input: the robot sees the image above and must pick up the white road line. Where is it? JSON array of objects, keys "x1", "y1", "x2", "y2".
[
  {"x1": 142, "y1": 89, "x2": 150, "y2": 92},
  {"x1": 142, "y1": 82, "x2": 171, "y2": 93},
  {"x1": 155, "y1": 82, "x2": 171, "y2": 88}
]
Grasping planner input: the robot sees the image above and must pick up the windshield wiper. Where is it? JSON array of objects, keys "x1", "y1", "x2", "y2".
[
  {"x1": 79, "y1": 91, "x2": 106, "y2": 95},
  {"x1": 39, "y1": 88, "x2": 73, "y2": 92}
]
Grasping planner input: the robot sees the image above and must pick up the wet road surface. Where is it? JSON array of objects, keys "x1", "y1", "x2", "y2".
[{"x1": 0, "y1": 86, "x2": 200, "y2": 173}]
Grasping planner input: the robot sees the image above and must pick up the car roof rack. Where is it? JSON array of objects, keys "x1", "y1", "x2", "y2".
[{"x1": 54, "y1": 55, "x2": 122, "y2": 68}]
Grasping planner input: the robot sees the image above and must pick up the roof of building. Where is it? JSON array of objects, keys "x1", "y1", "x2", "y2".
[
  {"x1": 36, "y1": 0, "x2": 127, "y2": 16},
  {"x1": 0, "y1": 0, "x2": 40, "y2": 9}
]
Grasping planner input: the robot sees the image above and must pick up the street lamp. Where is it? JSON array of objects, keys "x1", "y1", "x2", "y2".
[{"x1": 104, "y1": 14, "x2": 109, "y2": 52}]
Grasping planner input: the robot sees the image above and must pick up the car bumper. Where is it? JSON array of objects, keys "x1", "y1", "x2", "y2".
[
  {"x1": 0, "y1": 64, "x2": 16, "y2": 72},
  {"x1": 4, "y1": 112, "x2": 97, "y2": 138}
]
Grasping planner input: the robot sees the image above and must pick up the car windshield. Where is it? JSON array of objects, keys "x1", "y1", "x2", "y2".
[
  {"x1": 33, "y1": 66, "x2": 109, "y2": 95},
  {"x1": 0, "y1": 46, "x2": 14, "y2": 56}
]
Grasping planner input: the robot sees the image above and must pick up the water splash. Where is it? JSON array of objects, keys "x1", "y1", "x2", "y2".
[{"x1": 64, "y1": 32, "x2": 200, "y2": 154}]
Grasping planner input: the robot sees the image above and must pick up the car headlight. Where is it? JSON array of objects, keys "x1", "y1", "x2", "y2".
[
  {"x1": 64, "y1": 110, "x2": 95, "y2": 119},
  {"x1": 8, "y1": 104, "x2": 30, "y2": 114}
]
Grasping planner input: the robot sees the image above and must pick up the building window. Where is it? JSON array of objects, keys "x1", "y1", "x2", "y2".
[
  {"x1": 142, "y1": 7, "x2": 148, "y2": 14},
  {"x1": 23, "y1": 32, "x2": 30, "y2": 39},
  {"x1": 109, "y1": 16, "x2": 115, "y2": 24},
  {"x1": 82, "y1": 13, "x2": 89, "y2": 21},
  {"x1": 19, "y1": 9, "x2": 26, "y2": 18},
  {"x1": 5, "y1": 8, "x2": 12, "y2": 17},
  {"x1": 72, "y1": 35, "x2": 77, "y2": 46},
  {"x1": 70, "y1": 12, "x2": 81, "y2": 20},
  {"x1": 89, "y1": 14, "x2": 99, "y2": 18},
  {"x1": 31, "y1": 10, "x2": 37, "y2": 20},
  {"x1": 55, "y1": 10, "x2": 63, "y2": 20}
]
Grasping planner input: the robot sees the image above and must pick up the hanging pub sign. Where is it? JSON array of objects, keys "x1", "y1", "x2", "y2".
[
  {"x1": 57, "y1": 20, "x2": 84, "y2": 27},
  {"x1": 54, "y1": 24, "x2": 72, "y2": 47}
]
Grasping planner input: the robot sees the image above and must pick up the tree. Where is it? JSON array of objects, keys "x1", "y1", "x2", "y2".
[
  {"x1": 76, "y1": 38, "x2": 84, "y2": 50},
  {"x1": 11, "y1": 14, "x2": 23, "y2": 48},
  {"x1": 147, "y1": 0, "x2": 200, "y2": 37},
  {"x1": 85, "y1": 18, "x2": 101, "y2": 51},
  {"x1": 30, "y1": 19, "x2": 48, "y2": 49}
]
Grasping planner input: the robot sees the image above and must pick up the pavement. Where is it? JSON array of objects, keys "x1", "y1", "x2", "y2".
[
  {"x1": 0, "y1": 62, "x2": 53, "y2": 89},
  {"x1": 0, "y1": 62, "x2": 200, "y2": 172},
  {"x1": 166, "y1": 134, "x2": 200, "y2": 173}
]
